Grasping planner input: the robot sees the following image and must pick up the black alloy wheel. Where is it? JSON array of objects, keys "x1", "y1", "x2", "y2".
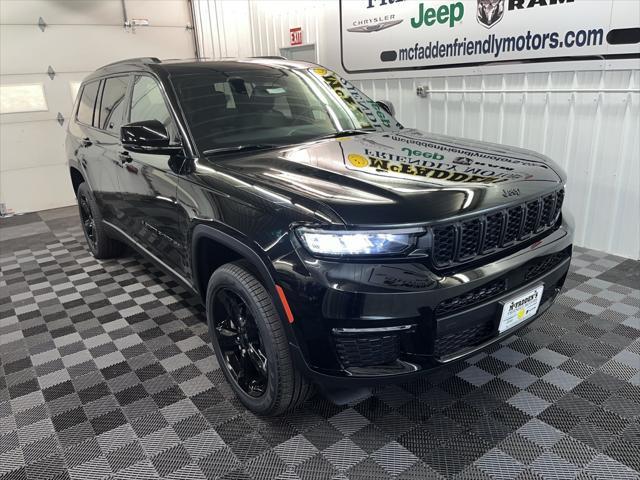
[
  {"x1": 79, "y1": 192, "x2": 97, "y2": 251},
  {"x1": 206, "y1": 261, "x2": 313, "y2": 415},
  {"x1": 76, "y1": 182, "x2": 125, "y2": 259},
  {"x1": 212, "y1": 287, "x2": 269, "y2": 397}
]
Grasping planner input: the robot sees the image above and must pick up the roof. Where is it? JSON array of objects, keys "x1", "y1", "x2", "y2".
[{"x1": 86, "y1": 56, "x2": 318, "y2": 81}]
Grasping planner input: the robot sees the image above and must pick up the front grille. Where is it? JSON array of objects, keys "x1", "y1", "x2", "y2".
[
  {"x1": 433, "y1": 225, "x2": 456, "y2": 265},
  {"x1": 538, "y1": 194, "x2": 556, "y2": 232},
  {"x1": 553, "y1": 189, "x2": 564, "y2": 221},
  {"x1": 525, "y1": 251, "x2": 570, "y2": 281},
  {"x1": 482, "y1": 212, "x2": 504, "y2": 252},
  {"x1": 458, "y1": 219, "x2": 482, "y2": 260},
  {"x1": 522, "y1": 200, "x2": 540, "y2": 238},
  {"x1": 431, "y1": 189, "x2": 564, "y2": 268},
  {"x1": 503, "y1": 206, "x2": 523, "y2": 245},
  {"x1": 334, "y1": 334, "x2": 399, "y2": 368},
  {"x1": 434, "y1": 279, "x2": 507, "y2": 317},
  {"x1": 434, "y1": 322, "x2": 494, "y2": 357}
]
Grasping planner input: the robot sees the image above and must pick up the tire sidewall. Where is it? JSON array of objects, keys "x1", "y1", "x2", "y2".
[
  {"x1": 206, "y1": 268, "x2": 282, "y2": 414},
  {"x1": 77, "y1": 183, "x2": 100, "y2": 257}
]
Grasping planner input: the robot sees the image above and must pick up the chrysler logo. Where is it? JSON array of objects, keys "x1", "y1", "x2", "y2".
[
  {"x1": 477, "y1": 0, "x2": 504, "y2": 29},
  {"x1": 347, "y1": 19, "x2": 403, "y2": 33}
]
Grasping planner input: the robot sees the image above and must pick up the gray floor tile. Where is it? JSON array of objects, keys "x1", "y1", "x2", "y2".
[{"x1": 1, "y1": 213, "x2": 639, "y2": 480}]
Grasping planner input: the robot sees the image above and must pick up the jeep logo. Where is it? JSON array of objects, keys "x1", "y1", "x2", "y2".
[{"x1": 411, "y1": 2, "x2": 464, "y2": 29}]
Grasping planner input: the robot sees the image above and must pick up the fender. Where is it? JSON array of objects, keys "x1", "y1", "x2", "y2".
[
  {"x1": 191, "y1": 223, "x2": 278, "y2": 295},
  {"x1": 190, "y1": 223, "x2": 300, "y2": 345}
]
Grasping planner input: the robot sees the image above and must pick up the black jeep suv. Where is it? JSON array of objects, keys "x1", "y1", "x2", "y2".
[{"x1": 67, "y1": 57, "x2": 573, "y2": 415}]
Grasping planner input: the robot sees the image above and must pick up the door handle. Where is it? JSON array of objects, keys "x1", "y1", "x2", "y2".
[
  {"x1": 119, "y1": 151, "x2": 132, "y2": 164},
  {"x1": 81, "y1": 137, "x2": 92, "y2": 147}
]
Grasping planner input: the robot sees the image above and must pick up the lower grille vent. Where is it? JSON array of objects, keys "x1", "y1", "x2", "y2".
[
  {"x1": 334, "y1": 334, "x2": 399, "y2": 368},
  {"x1": 525, "y1": 251, "x2": 570, "y2": 281},
  {"x1": 434, "y1": 279, "x2": 507, "y2": 317},
  {"x1": 434, "y1": 322, "x2": 494, "y2": 357}
]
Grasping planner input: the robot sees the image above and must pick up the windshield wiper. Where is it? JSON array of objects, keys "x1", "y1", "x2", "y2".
[
  {"x1": 314, "y1": 129, "x2": 376, "y2": 140},
  {"x1": 202, "y1": 144, "x2": 279, "y2": 156}
]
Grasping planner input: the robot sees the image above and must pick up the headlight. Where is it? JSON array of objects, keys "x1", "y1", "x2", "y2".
[{"x1": 296, "y1": 228, "x2": 417, "y2": 256}]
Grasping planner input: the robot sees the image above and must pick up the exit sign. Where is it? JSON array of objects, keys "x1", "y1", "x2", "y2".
[{"x1": 290, "y1": 27, "x2": 302, "y2": 46}]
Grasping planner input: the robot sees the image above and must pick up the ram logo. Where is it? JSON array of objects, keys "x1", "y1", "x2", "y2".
[{"x1": 477, "y1": 0, "x2": 504, "y2": 28}]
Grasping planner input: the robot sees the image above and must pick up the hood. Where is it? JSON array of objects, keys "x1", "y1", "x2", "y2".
[{"x1": 207, "y1": 128, "x2": 565, "y2": 227}]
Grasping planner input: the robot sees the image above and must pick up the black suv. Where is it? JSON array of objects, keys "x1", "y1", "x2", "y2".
[{"x1": 67, "y1": 57, "x2": 573, "y2": 415}]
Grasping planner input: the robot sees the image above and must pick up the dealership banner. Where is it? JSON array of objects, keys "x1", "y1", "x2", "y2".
[{"x1": 339, "y1": 0, "x2": 640, "y2": 73}]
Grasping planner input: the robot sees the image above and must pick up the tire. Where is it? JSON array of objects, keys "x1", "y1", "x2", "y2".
[
  {"x1": 76, "y1": 182, "x2": 126, "y2": 259},
  {"x1": 206, "y1": 261, "x2": 312, "y2": 415}
]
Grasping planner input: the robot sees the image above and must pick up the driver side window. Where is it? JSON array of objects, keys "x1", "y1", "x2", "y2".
[{"x1": 130, "y1": 76, "x2": 178, "y2": 142}]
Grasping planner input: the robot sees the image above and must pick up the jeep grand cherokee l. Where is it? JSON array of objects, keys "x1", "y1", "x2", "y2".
[{"x1": 67, "y1": 57, "x2": 573, "y2": 415}]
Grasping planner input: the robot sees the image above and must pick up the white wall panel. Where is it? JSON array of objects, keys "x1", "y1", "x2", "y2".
[
  {"x1": 0, "y1": 122, "x2": 65, "y2": 172},
  {"x1": 1, "y1": 0, "x2": 121, "y2": 24},
  {"x1": 125, "y1": 0, "x2": 191, "y2": 26},
  {"x1": 0, "y1": 165, "x2": 75, "y2": 214},
  {"x1": 1, "y1": 0, "x2": 190, "y2": 27},
  {"x1": 0, "y1": 26, "x2": 193, "y2": 74},
  {"x1": 0, "y1": 0, "x2": 195, "y2": 214}
]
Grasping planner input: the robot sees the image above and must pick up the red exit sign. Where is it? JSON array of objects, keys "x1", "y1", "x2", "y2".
[{"x1": 290, "y1": 27, "x2": 302, "y2": 46}]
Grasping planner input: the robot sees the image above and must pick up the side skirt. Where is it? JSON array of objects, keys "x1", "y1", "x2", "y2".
[{"x1": 103, "y1": 220, "x2": 199, "y2": 298}]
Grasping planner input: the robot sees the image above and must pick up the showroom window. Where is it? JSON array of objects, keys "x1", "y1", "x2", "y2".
[
  {"x1": 70, "y1": 81, "x2": 82, "y2": 102},
  {"x1": 130, "y1": 75, "x2": 177, "y2": 139},
  {"x1": 76, "y1": 80, "x2": 100, "y2": 126},
  {"x1": 0, "y1": 83, "x2": 48, "y2": 114},
  {"x1": 98, "y1": 76, "x2": 129, "y2": 134}
]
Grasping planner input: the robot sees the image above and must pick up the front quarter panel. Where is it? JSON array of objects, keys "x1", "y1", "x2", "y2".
[
  {"x1": 175, "y1": 161, "x2": 341, "y2": 360},
  {"x1": 175, "y1": 158, "x2": 340, "y2": 286}
]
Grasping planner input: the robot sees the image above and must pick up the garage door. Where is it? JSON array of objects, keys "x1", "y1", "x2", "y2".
[{"x1": 0, "y1": 0, "x2": 195, "y2": 214}]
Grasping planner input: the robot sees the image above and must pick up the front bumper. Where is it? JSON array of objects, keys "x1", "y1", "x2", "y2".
[{"x1": 276, "y1": 216, "x2": 574, "y2": 387}]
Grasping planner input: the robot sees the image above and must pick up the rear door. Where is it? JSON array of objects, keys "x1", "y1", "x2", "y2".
[
  {"x1": 73, "y1": 77, "x2": 126, "y2": 226},
  {"x1": 117, "y1": 74, "x2": 186, "y2": 275}
]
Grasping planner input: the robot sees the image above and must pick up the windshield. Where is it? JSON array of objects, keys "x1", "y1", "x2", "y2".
[{"x1": 170, "y1": 65, "x2": 402, "y2": 154}]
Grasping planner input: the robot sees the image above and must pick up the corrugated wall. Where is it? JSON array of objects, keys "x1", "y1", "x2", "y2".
[
  {"x1": 196, "y1": 0, "x2": 640, "y2": 259},
  {"x1": 191, "y1": 0, "x2": 253, "y2": 59},
  {"x1": 348, "y1": 71, "x2": 640, "y2": 260}
]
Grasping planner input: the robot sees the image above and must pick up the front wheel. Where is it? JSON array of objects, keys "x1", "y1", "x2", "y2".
[{"x1": 206, "y1": 262, "x2": 312, "y2": 415}]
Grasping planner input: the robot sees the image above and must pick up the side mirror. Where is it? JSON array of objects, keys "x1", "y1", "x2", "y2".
[
  {"x1": 121, "y1": 120, "x2": 182, "y2": 155},
  {"x1": 376, "y1": 100, "x2": 395, "y2": 117}
]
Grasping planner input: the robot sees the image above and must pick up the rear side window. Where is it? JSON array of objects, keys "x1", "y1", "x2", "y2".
[
  {"x1": 76, "y1": 81, "x2": 99, "y2": 126},
  {"x1": 99, "y1": 76, "x2": 129, "y2": 133}
]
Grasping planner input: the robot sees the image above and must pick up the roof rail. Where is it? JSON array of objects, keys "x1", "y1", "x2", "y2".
[
  {"x1": 101, "y1": 57, "x2": 161, "y2": 68},
  {"x1": 250, "y1": 56, "x2": 287, "y2": 60}
]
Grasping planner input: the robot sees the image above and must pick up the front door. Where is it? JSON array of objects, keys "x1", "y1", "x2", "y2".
[{"x1": 116, "y1": 74, "x2": 187, "y2": 276}]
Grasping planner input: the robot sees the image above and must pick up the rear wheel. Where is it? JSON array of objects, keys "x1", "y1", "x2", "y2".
[
  {"x1": 77, "y1": 183, "x2": 126, "y2": 259},
  {"x1": 206, "y1": 262, "x2": 312, "y2": 415}
]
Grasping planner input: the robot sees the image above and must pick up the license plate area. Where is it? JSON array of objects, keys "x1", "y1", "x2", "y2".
[{"x1": 499, "y1": 284, "x2": 544, "y2": 333}]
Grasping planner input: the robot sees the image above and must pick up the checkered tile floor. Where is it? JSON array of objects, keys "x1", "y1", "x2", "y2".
[{"x1": 1, "y1": 206, "x2": 639, "y2": 480}]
